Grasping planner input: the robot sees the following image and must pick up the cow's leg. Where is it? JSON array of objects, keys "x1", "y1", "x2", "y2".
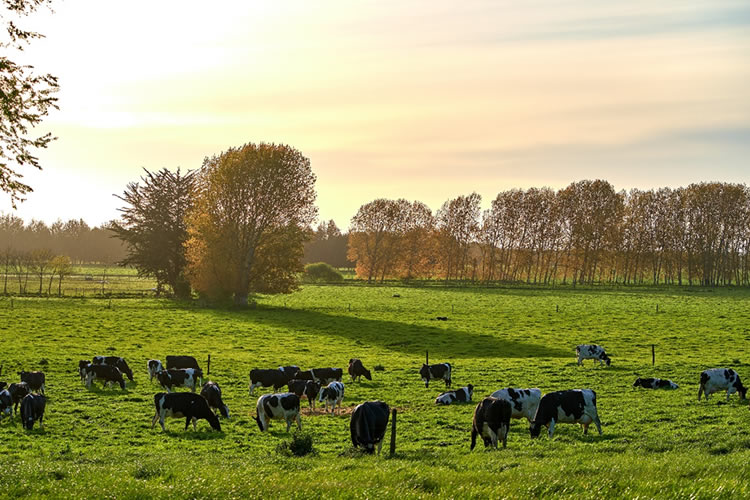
[
  {"x1": 548, "y1": 419, "x2": 556, "y2": 438},
  {"x1": 594, "y1": 415, "x2": 602, "y2": 435},
  {"x1": 184, "y1": 417, "x2": 191, "y2": 431},
  {"x1": 582, "y1": 423, "x2": 589, "y2": 434},
  {"x1": 698, "y1": 383, "x2": 705, "y2": 401},
  {"x1": 151, "y1": 412, "x2": 160, "y2": 429},
  {"x1": 159, "y1": 412, "x2": 166, "y2": 431},
  {"x1": 501, "y1": 424, "x2": 508, "y2": 449},
  {"x1": 377, "y1": 440, "x2": 383, "y2": 455},
  {"x1": 446, "y1": 378, "x2": 451, "y2": 388},
  {"x1": 192, "y1": 417, "x2": 197, "y2": 431},
  {"x1": 41, "y1": 384, "x2": 45, "y2": 396},
  {"x1": 286, "y1": 418, "x2": 292, "y2": 433}
]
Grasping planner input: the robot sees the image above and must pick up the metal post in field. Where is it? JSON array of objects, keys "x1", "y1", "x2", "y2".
[{"x1": 389, "y1": 409, "x2": 397, "y2": 456}]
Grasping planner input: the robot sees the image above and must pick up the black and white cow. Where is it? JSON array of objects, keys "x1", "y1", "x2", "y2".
[
  {"x1": 254, "y1": 393, "x2": 301, "y2": 432},
  {"x1": 200, "y1": 381, "x2": 229, "y2": 418},
  {"x1": 147, "y1": 359, "x2": 164, "y2": 383},
  {"x1": 93, "y1": 356, "x2": 134, "y2": 381},
  {"x1": 166, "y1": 355, "x2": 201, "y2": 371},
  {"x1": 157, "y1": 368, "x2": 202, "y2": 393},
  {"x1": 350, "y1": 401, "x2": 390, "y2": 454},
  {"x1": 287, "y1": 379, "x2": 321, "y2": 409},
  {"x1": 249, "y1": 368, "x2": 296, "y2": 395},
  {"x1": 78, "y1": 360, "x2": 91, "y2": 381},
  {"x1": 530, "y1": 389, "x2": 602, "y2": 438},
  {"x1": 20, "y1": 393, "x2": 46, "y2": 430},
  {"x1": 318, "y1": 381, "x2": 345, "y2": 415},
  {"x1": 471, "y1": 397, "x2": 512, "y2": 450},
  {"x1": 294, "y1": 368, "x2": 343, "y2": 385},
  {"x1": 0, "y1": 390, "x2": 12, "y2": 418},
  {"x1": 152, "y1": 392, "x2": 221, "y2": 432},
  {"x1": 7, "y1": 382, "x2": 29, "y2": 414},
  {"x1": 84, "y1": 364, "x2": 126, "y2": 390},
  {"x1": 18, "y1": 371, "x2": 45, "y2": 394},
  {"x1": 698, "y1": 368, "x2": 747, "y2": 401},
  {"x1": 348, "y1": 359, "x2": 372, "y2": 382},
  {"x1": 435, "y1": 384, "x2": 473, "y2": 405},
  {"x1": 633, "y1": 377, "x2": 679, "y2": 390},
  {"x1": 575, "y1": 345, "x2": 611, "y2": 367},
  {"x1": 419, "y1": 363, "x2": 451, "y2": 388},
  {"x1": 489, "y1": 388, "x2": 543, "y2": 422}
]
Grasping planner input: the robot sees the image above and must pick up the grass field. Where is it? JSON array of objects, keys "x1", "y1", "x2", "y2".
[{"x1": 1, "y1": 286, "x2": 749, "y2": 498}]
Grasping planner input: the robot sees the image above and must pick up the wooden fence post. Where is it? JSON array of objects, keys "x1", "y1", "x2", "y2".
[
  {"x1": 556, "y1": 304, "x2": 559, "y2": 313},
  {"x1": 651, "y1": 345, "x2": 655, "y2": 366},
  {"x1": 425, "y1": 350, "x2": 428, "y2": 366},
  {"x1": 207, "y1": 354, "x2": 211, "y2": 376},
  {"x1": 389, "y1": 409, "x2": 397, "y2": 456}
]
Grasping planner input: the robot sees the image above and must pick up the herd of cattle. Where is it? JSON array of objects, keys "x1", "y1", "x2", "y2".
[{"x1": 1, "y1": 344, "x2": 748, "y2": 454}]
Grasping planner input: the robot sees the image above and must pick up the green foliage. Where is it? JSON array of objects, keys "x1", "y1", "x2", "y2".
[
  {"x1": 276, "y1": 430, "x2": 316, "y2": 457},
  {"x1": 303, "y1": 262, "x2": 343, "y2": 283}
]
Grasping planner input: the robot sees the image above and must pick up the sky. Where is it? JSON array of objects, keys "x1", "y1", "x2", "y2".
[{"x1": 2, "y1": 0, "x2": 749, "y2": 229}]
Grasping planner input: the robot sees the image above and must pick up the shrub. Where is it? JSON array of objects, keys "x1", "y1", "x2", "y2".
[
  {"x1": 374, "y1": 364, "x2": 385, "y2": 372},
  {"x1": 303, "y1": 262, "x2": 343, "y2": 283},
  {"x1": 276, "y1": 431, "x2": 316, "y2": 457}
]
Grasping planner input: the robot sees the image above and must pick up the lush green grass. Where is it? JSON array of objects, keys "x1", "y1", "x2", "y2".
[{"x1": 1, "y1": 286, "x2": 749, "y2": 498}]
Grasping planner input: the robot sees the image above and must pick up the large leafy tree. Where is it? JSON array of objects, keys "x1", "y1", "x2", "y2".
[
  {"x1": 110, "y1": 168, "x2": 195, "y2": 297},
  {"x1": 185, "y1": 142, "x2": 317, "y2": 305}
]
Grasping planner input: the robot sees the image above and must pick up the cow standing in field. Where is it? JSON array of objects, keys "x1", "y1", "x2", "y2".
[
  {"x1": 435, "y1": 384, "x2": 473, "y2": 405},
  {"x1": 147, "y1": 360, "x2": 164, "y2": 383},
  {"x1": 575, "y1": 345, "x2": 611, "y2": 367},
  {"x1": 633, "y1": 378, "x2": 679, "y2": 390},
  {"x1": 0, "y1": 390, "x2": 12, "y2": 418},
  {"x1": 698, "y1": 369, "x2": 747, "y2": 401},
  {"x1": 152, "y1": 392, "x2": 221, "y2": 432},
  {"x1": 348, "y1": 359, "x2": 372, "y2": 382},
  {"x1": 157, "y1": 368, "x2": 202, "y2": 393},
  {"x1": 200, "y1": 381, "x2": 229, "y2": 418},
  {"x1": 530, "y1": 389, "x2": 602, "y2": 438},
  {"x1": 471, "y1": 397, "x2": 512, "y2": 450},
  {"x1": 318, "y1": 381, "x2": 345, "y2": 415},
  {"x1": 78, "y1": 360, "x2": 91, "y2": 381},
  {"x1": 84, "y1": 364, "x2": 126, "y2": 390},
  {"x1": 7, "y1": 382, "x2": 30, "y2": 414},
  {"x1": 92, "y1": 356, "x2": 134, "y2": 381},
  {"x1": 350, "y1": 401, "x2": 390, "y2": 454},
  {"x1": 18, "y1": 371, "x2": 45, "y2": 395},
  {"x1": 20, "y1": 393, "x2": 46, "y2": 430},
  {"x1": 287, "y1": 379, "x2": 321, "y2": 410},
  {"x1": 294, "y1": 368, "x2": 343, "y2": 385},
  {"x1": 489, "y1": 388, "x2": 542, "y2": 422},
  {"x1": 249, "y1": 368, "x2": 297, "y2": 395},
  {"x1": 420, "y1": 363, "x2": 451, "y2": 388},
  {"x1": 254, "y1": 393, "x2": 301, "y2": 432},
  {"x1": 166, "y1": 355, "x2": 201, "y2": 371}
]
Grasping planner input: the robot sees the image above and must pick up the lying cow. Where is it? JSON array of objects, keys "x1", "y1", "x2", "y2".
[
  {"x1": 166, "y1": 355, "x2": 201, "y2": 371},
  {"x1": 350, "y1": 401, "x2": 390, "y2": 454},
  {"x1": 7, "y1": 382, "x2": 29, "y2": 414},
  {"x1": 249, "y1": 368, "x2": 296, "y2": 395},
  {"x1": 471, "y1": 397, "x2": 512, "y2": 450},
  {"x1": 348, "y1": 359, "x2": 372, "y2": 382},
  {"x1": 489, "y1": 388, "x2": 542, "y2": 422},
  {"x1": 254, "y1": 393, "x2": 301, "y2": 432},
  {"x1": 157, "y1": 368, "x2": 202, "y2": 393},
  {"x1": 575, "y1": 345, "x2": 611, "y2": 367},
  {"x1": 295, "y1": 368, "x2": 343, "y2": 385},
  {"x1": 85, "y1": 364, "x2": 126, "y2": 390},
  {"x1": 435, "y1": 384, "x2": 474, "y2": 405},
  {"x1": 147, "y1": 359, "x2": 164, "y2": 383},
  {"x1": 93, "y1": 356, "x2": 134, "y2": 381},
  {"x1": 698, "y1": 368, "x2": 747, "y2": 401},
  {"x1": 287, "y1": 379, "x2": 321, "y2": 409},
  {"x1": 530, "y1": 389, "x2": 602, "y2": 438},
  {"x1": 633, "y1": 377, "x2": 679, "y2": 390},
  {"x1": 420, "y1": 362, "x2": 451, "y2": 388},
  {"x1": 21, "y1": 393, "x2": 46, "y2": 430},
  {"x1": 200, "y1": 381, "x2": 229, "y2": 418},
  {"x1": 152, "y1": 392, "x2": 221, "y2": 432},
  {"x1": 78, "y1": 360, "x2": 91, "y2": 381},
  {"x1": 318, "y1": 381, "x2": 345, "y2": 415},
  {"x1": 18, "y1": 371, "x2": 45, "y2": 395}
]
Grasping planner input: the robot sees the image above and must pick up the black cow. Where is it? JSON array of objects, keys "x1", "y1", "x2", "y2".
[
  {"x1": 0, "y1": 390, "x2": 12, "y2": 418},
  {"x1": 287, "y1": 379, "x2": 321, "y2": 409},
  {"x1": 633, "y1": 377, "x2": 679, "y2": 390},
  {"x1": 21, "y1": 393, "x2": 46, "y2": 430},
  {"x1": 8, "y1": 382, "x2": 30, "y2": 414},
  {"x1": 152, "y1": 392, "x2": 221, "y2": 431},
  {"x1": 471, "y1": 397, "x2": 512, "y2": 450},
  {"x1": 348, "y1": 359, "x2": 372, "y2": 382},
  {"x1": 18, "y1": 371, "x2": 45, "y2": 395},
  {"x1": 78, "y1": 360, "x2": 91, "y2": 381},
  {"x1": 294, "y1": 368, "x2": 343, "y2": 385},
  {"x1": 157, "y1": 368, "x2": 202, "y2": 393},
  {"x1": 166, "y1": 355, "x2": 201, "y2": 371},
  {"x1": 530, "y1": 389, "x2": 602, "y2": 438},
  {"x1": 249, "y1": 368, "x2": 296, "y2": 395},
  {"x1": 84, "y1": 364, "x2": 126, "y2": 390},
  {"x1": 93, "y1": 356, "x2": 134, "y2": 381},
  {"x1": 200, "y1": 381, "x2": 229, "y2": 418},
  {"x1": 419, "y1": 363, "x2": 451, "y2": 388},
  {"x1": 435, "y1": 384, "x2": 473, "y2": 405},
  {"x1": 279, "y1": 365, "x2": 301, "y2": 378},
  {"x1": 350, "y1": 401, "x2": 390, "y2": 454}
]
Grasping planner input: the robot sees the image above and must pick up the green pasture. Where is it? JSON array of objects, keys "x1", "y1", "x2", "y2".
[{"x1": 0, "y1": 286, "x2": 749, "y2": 498}]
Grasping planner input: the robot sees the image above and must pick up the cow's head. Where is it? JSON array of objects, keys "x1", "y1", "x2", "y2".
[
  {"x1": 419, "y1": 364, "x2": 430, "y2": 387},
  {"x1": 529, "y1": 421, "x2": 543, "y2": 438},
  {"x1": 602, "y1": 354, "x2": 611, "y2": 366},
  {"x1": 318, "y1": 387, "x2": 329, "y2": 402},
  {"x1": 633, "y1": 377, "x2": 642, "y2": 387},
  {"x1": 363, "y1": 368, "x2": 372, "y2": 381},
  {"x1": 467, "y1": 384, "x2": 474, "y2": 398},
  {"x1": 738, "y1": 383, "x2": 748, "y2": 400},
  {"x1": 206, "y1": 411, "x2": 222, "y2": 431},
  {"x1": 253, "y1": 414, "x2": 266, "y2": 432},
  {"x1": 219, "y1": 404, "x2": 230, "y2": 419}
]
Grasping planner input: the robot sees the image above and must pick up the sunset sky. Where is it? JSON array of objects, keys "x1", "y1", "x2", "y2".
[{"x1": 3, "y1": 0, "x2": 749, "y2": 229}]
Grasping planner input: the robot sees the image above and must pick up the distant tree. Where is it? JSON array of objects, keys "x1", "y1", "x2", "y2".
[
  {"x1": 49, "y1": 254, "x2": 70, "y2": 295},
  {"x1": 185, "y1": 142, "x2": 317, "y2": 305},
  {"x1": 436, "y1": 193, "x2": 481, "y2": 281},
  {"x1": 347, "y1": 199, "x2": 404, "y2": 282},
  {"x1": 27, "y1": 247, "x2": 52, "y2": 294},
  {"x1": 110, "y1": 168, "x2": 195, "y2": 297}
]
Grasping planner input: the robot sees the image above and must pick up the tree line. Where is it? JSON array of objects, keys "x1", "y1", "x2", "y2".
[{"x1": 347, "y1": 181, "x2": 750, "y2": 286}]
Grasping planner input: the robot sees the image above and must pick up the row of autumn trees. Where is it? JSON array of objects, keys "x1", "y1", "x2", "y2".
[{"x1": 347, "y1": 181, "x2": 750, "y2": 286}]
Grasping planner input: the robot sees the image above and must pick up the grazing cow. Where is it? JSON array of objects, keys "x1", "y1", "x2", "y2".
[
  {"x1": 92, "y1": 356, "x2": 134, "y2": 381},
  {"x1": 318, "y1": 381, "x2": 345, "y2": 415},
  {"x1": 152, "y1": 392, "x2": 221, "y2": 432},
  {"x1": 200, "y1": 381, "x2": 229, "y2": 418},
  {"x1": 489, "y1": 388, "x2": 543, "y2": 422},
  {"x1": 0, "y1": 390, "x2": 12, "y2": 418},
  {"x1": 575, "y1": 345, "x2": 611, "y2": 367},
  {"x1": 20, "y1": 394, "x2": 46, "y2": 430},
  {"x1": 147, "y1": 359, "x2": 164, "y2": 383},
  {"x1": 698, "y1": 368, "x2": 747, "y2": 401},
  {"x1": 350, "y1": 401, "x2": 390, "y2": 454},
  {"x1": 287, "y1": 379, "x2": 321, "y2": 409},
  {"x1": 166, "y1": 355, "x2": 201, "y2": 371},
  {"x1": 249, "y1": 368, "x2": 296, "y2": 395},
  {"x1": 435, "y1": 384, "x2": 474, "y2": 405},
  {"x1": 419, "y1": 363, "x2": 452, "y2": 388},
  {"x1": 157, "y1": 368, "x2": 202, "y2": 393},
  {"x1": 0, "y1": 382, "x2": 5, "y2": 391},
  {"x1": 348, "y1": 359, "x2": 372, "y2": 382},
  {"x1": 471, "y1": 397, "x2": 512, "y2": 450},
  {"x1": 530, "y1": 389, "x2": 602, "y2": 438},
  {"x1": 254, "y1": 393, "x2": 301, "y2": 432},
  {"x1": 84, "y1": 364, "x2": 126, "y2": 390},
  {"x1": 633, "y1": 377, "x2": 679, "y2": 390},
  {"x1": 18, "y1": 371, "x2": 45, "y2": 395},
  {"x1": 78, "y1": 360, "x2": 91, "y2": 381},
  {"x1": 294, "y1": 368, "x2": 343, "y2": 385},
  {"x1": 7, "y1": 382, "x2": 30, "y2": 414}
]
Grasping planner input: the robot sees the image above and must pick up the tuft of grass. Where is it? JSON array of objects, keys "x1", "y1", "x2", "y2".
[{"x1": 276, "y1": 431, "x2": 316, "y2": 457}]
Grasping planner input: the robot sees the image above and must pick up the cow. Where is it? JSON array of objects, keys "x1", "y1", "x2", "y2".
[
  {"x1": 350, "y1": 401, "x2": 390, "y2": 454},
  {"x1": 318, "y1": 381, "x2": 345, "y2": 415},
  {"x1": 7, "y1": 382, "x2": 30, "y2": 414},
  {"x1": 84, "y1": 364, "x2": 126, "y2": 390},
  {"x1": 157, "y1": 368, "x2": 202, "y2": 393},
  {"x1": 489, "y1": 388, "x2": 543, "y2": 422},
  {"x1": 147, "y1": 360, "x2": 164, "y2": 383},
  {"x1": 166, "y1": 355, "x2": 201, "y2": 371},
  {"x1": 20, "y1": 393, "x2": 46, "y2": 430},
  {"x1": 294, "y1": 368, "x2": 343, "y2": 385},
  {"x1": 633, "y1": 377, "x2": 679, "y2": 390},
  {"x1": 200, "y1": 381, "x2": 229, "y2": 418},
  {"x1": 419, "y1": 363, "x2": 451, "y2": 388},
  {"x1": 92, "y1": 356, "x2": 134, "y2": 381},
  {"x1": 698, "y1": 368, "x2": 747, "y2": 401},
  {"x1": 78, "y1": 360, "x2": 91, "y2": 381},
  {"x1": 279, "y1": 365, "x2": 301, "y2": 378},
  {"x1": 253, "y1": 393, "x2": 301, "y2": 432},
  {"x1": 0, "y1": 382, "x2": 5, "y2": 391},
  {"x1": 435, "y1": 384, "x2": 474, "y2": 405},
  {"x1": 471, "y1": 397, "x2": 512, "y2": 450},
  {"x1": 152, "y1": 392, "x2": 221, "y2": 432},
  {"x1": 575, "y1": 345, "x2": 611, "y2": 367},
  {"x1": 287, "y1": 379, "x2": 321, "y2": 410},
  {"x1": 0, "y1": 390, "x2": 12, "y2": 418},
  {"x1": 348, "y1": 359, "x2": 372, "y2": 382},
  {"x1": 18, "y1": 371, "x2": 45, "y2": 395},
  {"x1": 530, "y1": 389, "x2": 602, "y2": 438},
  {"x1": 249, "y1": 368, "x2": 296, "y2": 395}
]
